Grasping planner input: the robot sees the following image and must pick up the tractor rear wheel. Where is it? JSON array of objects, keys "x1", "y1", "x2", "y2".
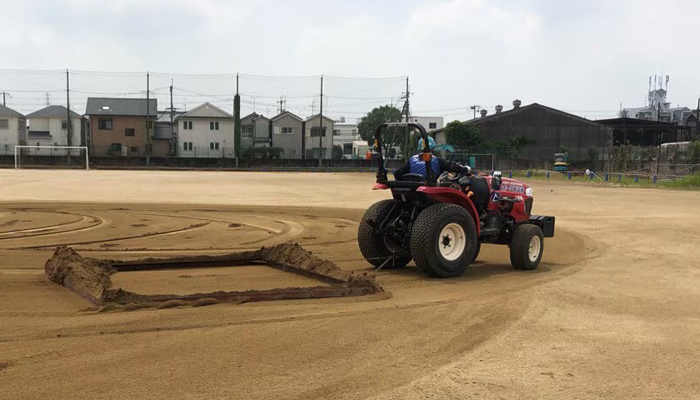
[
  {"x1": 358, "y1": 200, "x2": 411, "y2": 269},
  {"x1": 410, "y1": 203, "x2": 478, "y2": 278},
  {"x1": 510, "y1": 224, "x2": 544, "y2": 270}
]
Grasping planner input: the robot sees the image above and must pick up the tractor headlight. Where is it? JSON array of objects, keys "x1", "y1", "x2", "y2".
[{"x1": 526, "y1": 187, "x2": 533, "y2": 196}]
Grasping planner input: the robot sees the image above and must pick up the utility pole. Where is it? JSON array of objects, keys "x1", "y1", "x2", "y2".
[
  {"x1": 66, "y1": 70, "x2": 73, "y2": 147},
  {"x1": 402, "y1": 76, "x2": 411, "y2": 159},
  {"x1": 170, "y1": 80, "x2": 175, "y2": 156},
  {"x1": 2, "y1": 92, "x2": 5, "y2": 106},
  {"x1": 146, "y1": 72, "x2": 151, "y2": 167},
  {"x1": 696, "y1": 98, "x2": 700, "y2": 141},
  {"x1": 45, "y1": 92, "x2": 50, "y2": 106},
  {"x1": 318, "y1": 75, "x2": 324, "y2": 167},
  {"x1": 470, "y1": 105, "x2": 481, "y2": 119},
  {"x1": 234, "y1": 73, "x2": 241, "y2": 168}
]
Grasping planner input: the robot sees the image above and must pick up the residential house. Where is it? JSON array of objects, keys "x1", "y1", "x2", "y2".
[
  {"x1": 177, "y1": 102, "x2": 234, "y2": 158},
  {"x1": 333, "y1": 117, "x2": 359, "y2": 159},
  {"x1": 410, "y1": 116, "x2": 443, "y2": 132},
  {"x1": 26, "y1": 105, "x2": 85, "y2": 155},
  {"x1": 155, "y1": 110, "x2": 185, "y2": 156},
  {"x1": 240, "y1": 112, "x2": 271, "y2": 151},
  {"x1": 0, "y1": 104, "x2": 26, "y2": 155},
  {"x1": 270, "y1": 111, "x2": 304, "y2": 159},
  {"x1": 86, "y1": 98, "x2": 162, "y2": 157},
  {"x1": 304, "y1": 114, "x2": 335, "y2": 159}
]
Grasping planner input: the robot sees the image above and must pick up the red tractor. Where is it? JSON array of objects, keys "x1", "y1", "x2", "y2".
[{"x1": 358, "y1": 123, "x2": 555, "y2": 278}]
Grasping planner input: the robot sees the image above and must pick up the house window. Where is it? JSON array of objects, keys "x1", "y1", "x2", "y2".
[
  {"x1": 351, "y1": 129, "x2": 357, "y2": 134},
  {"x1": 242, "y1": 125, "x2": 254, "y2": 138},
  {"x1": 210, "y1": 142, "x2": 220, "y2": 150},
  {"x1": 183, "y1": 142, "x2": 193, "y2": 151},
  {"x1": 0, "y1": 119, "x2": 8, "y2": 130},
  {"x1": 310, "y1": 127, "x2": 326, "y2": 137},
  {"x1": 291, "y1": 149, "x2": 296, "y2": 155},
  {"x1": 333, "y1": 129, "x2": 340, "y2": 136},
  {"x1": 429, "y1": 122, "x2": 437, "y2": 129},
  {"x1": 210, "y1": 121, "x2": 219, "y2": 130},
  {"x1": 98, "y1": 118, "x2": 113, "y2": 130},
  {"x1": 110, "y1": 143, "x2": 122, "y2": 152},
  {"x1": 281, "y1": 127, "x2": 294, "y2": 134},
  {"x1": 182, "y1": 121, "x2": 192, "y2": 130},
  {"x1": 125, "y1": 128, "x2": 135, "y2": 137},
  {"x1": 62, "y1": 120, "x2": 68, "y2": 130},
  {"x1": 130, "y1": 146, "x2": 138, "y2": 153}
]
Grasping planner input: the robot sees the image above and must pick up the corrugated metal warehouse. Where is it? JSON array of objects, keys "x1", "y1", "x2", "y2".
[{"x1": 434, "y1": 102, "x2": 612, "y2": 168}]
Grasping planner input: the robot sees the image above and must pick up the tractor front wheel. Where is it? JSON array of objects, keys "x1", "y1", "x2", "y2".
[
  {"x1": 358, "y1": 200, "x2": 411, "y2": 269},
  {"x1": 510, "y1": 224, "x2": 544, "y2": 270},
  {"x1": 410, "y1": 203, "x2": 478, "y2": 278}
]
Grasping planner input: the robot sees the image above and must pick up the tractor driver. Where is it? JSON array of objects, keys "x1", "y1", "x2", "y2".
[{"x1": 393, "y1": 135, "x2": 471, "y2": 181}]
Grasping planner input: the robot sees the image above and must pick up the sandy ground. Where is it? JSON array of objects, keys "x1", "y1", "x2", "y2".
[{"x1": 0, "y1": 170, "x2": 699, "y2": 399}]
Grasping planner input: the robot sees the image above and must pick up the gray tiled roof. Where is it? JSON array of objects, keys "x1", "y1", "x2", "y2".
[
  {"x1": 26, "y1": 105, "x2": 82, "y2": 119},
  {"x1": 0, "y1": 104, "x2": 24, "y2": 117},
  {"x1": 85, "y1": 98, "x2": 157, "y2": 117}
]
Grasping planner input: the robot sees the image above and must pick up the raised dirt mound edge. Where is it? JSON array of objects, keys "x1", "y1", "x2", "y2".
[{"x1": 44, "y1": 243, "x2": 382, "y2": 309}]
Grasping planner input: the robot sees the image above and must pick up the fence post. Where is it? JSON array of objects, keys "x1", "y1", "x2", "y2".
[{"x1": 618, "y1": 173, "x2": 622, "y2": 183}]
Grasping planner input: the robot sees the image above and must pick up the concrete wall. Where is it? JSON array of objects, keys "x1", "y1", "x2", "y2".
[{"x1": 271, "y1": 115, "x2": 303, "y2": 159}]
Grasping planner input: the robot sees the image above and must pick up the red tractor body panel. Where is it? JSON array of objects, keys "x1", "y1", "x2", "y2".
[{"x1": 483, "y1": 176, "x2": 532, "y2": 223}]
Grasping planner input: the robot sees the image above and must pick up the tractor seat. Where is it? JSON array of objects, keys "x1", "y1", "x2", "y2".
[{"x1": 400, "y1": 173, "x2": 426, "y2": 182}]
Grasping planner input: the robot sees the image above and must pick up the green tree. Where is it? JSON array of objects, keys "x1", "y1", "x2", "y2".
[
  {"x1": 443, "y1": 121, "x2": 484, "y2": 149},
  {"x1": 358, "y1": 105, "x2": 404, "y2": 157}
]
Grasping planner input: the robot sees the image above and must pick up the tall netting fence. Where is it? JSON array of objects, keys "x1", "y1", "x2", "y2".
[{"x1": 0, "y1": 69, "x2": 408, "y2": 167}]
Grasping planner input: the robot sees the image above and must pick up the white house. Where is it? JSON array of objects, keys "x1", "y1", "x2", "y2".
[
  {"x1": 410, "y1": 116, "x2": 444, "y2": 132},
  {"x1": 305, "y1": 114, "x2": 335, "y2": 159},
  {"x1": 177, "y1": 102, "x2": 234, "y2": 158},
  {"x1": 0, "y1": 104, "x2": 26, "y2": 156},
  {"x1": 333, "y1": 118, "x2": 359, "y2": 159},
  {"x1": 25, "y1": 105, "x2": 84, "y2": 155}
]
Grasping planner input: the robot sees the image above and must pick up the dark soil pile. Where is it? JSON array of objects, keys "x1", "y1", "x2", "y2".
[{"x1": 44, "y1": 246, "x2": 114, "y2": 305}]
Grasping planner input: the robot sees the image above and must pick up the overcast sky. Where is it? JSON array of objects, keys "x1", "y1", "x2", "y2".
[{"x1": 1, "y1": 0, "x2": 698, "y2": 121}]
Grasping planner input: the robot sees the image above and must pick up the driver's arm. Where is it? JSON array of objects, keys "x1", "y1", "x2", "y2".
[{"x1": 437, "y1": 157, "x2": 471, "y2": 174}]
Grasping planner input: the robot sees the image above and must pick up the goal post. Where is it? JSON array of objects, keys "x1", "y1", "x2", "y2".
[{"x1": 14, "y1": 146, "x2": 90, "y2": 171}]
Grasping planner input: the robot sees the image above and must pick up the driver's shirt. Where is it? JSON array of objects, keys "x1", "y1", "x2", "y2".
[{"x1": 408, "y1": 154, "x2": 441, "y2": 177}]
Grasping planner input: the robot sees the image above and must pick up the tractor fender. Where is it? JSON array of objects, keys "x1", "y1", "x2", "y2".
[{"x1": 416, "y1": 187, "x2": 481, "y2": 236}]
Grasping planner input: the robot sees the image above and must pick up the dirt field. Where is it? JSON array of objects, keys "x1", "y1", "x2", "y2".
[{"x1": 1, "y1": 170, "x2": 699, "y2": 399}]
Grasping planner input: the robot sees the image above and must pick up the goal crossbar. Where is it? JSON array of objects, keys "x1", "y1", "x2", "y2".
[{"x1": 14, "y1": 146, "x2": 90, "y2": 171}]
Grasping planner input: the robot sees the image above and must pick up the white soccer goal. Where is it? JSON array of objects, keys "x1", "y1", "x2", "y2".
[{"x1": 14, "y1": 146, "x2": 90, "y2": 171}]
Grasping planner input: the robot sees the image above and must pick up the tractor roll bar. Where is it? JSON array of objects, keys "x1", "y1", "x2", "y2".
[{"x1": 373, "y1": 122, "x2": 436, "y2": 185}]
